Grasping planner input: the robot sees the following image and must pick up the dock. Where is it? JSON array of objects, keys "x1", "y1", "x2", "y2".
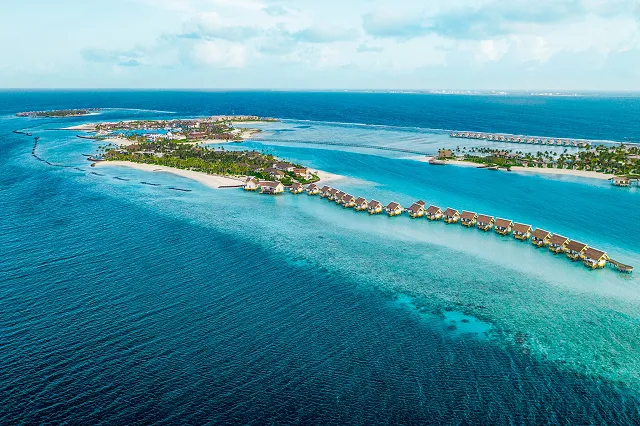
[{"x1": 608, "y1": 259, "x2": 634, "y2": 273}]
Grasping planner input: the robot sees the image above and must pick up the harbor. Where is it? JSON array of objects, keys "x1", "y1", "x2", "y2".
[
  {"x1": 449, "y1": 131, "x2": 590, "y2": 148},
  {"x1": 246, "y1": 177, "x2": 633, "y2": 274}
]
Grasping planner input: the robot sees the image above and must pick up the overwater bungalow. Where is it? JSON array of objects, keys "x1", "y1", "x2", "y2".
[
  {"x1": 549, "y1": 234, "x2": 569, "y2": 253},
  {"x1": 368, "y1": 200, "x2": 384, "y2": 215},
  {"x1": 531, "y1": 229, "x2": 551, "y2": 247},
  {"x1": 259, "y1": 181, "x2": 285, "y2": 195},
  {"x1": 494, "y1": 218, "x2": 513, "y2": 236},
  {"x1": 354, "y1": 197, "x2": 369, "y2": 211},
  {"x1": 244, "y1": 177, "x2": 259, "y2": 191},
  {"x1": 476, "y1": 214, "x2": 494, "y2": 231},
  {"x1": 566, "y1": 241, "x2": 588, "y2": 261},
  {"x1": 290, "y1": 182, "x2": 304, "y2": 194},
  {"x1": 583, "y1": 248, "x2": 608, "y2": 269},
  {"x1": 333, "y1": 191, "x2": 346, "y2": 204},
  {"x1": 326, "y1": 188, "x2": 339, "y2": 200},
  {"x1": 320, "y1": 186, "x2": 332, "y2": 198},
  {"x1": 611, "y1": 176, "x2": 631, "y2": 187},
  {"x1": 426, "y1": 205, "x2": 443, "y2": 221},
  {"x1": 306, "y1": 183, "x2": 320, "y2": 195},
  {"x1": 386, "y1": 202, "x2": 404, "y2": 217},
  {"x1": 460, "y1": 211, "x2": 477, "y2": 227},
  {"x1": 443, "y1": 208, "x2": 460, "y2": 224},
  {"x1": 407, "y1": 203, "x2": 425, "y2": 218},
  {"x1": 512, "y1": 223, "x2": 532, "y2": 241},
  {"x1": 342, "y1": 194, "x2": 356, "y2": 208}
]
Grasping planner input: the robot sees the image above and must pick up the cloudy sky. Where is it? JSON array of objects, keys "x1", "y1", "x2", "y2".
[{"x1": 1, "y1": 0, "x2": 639, "y2": 90}]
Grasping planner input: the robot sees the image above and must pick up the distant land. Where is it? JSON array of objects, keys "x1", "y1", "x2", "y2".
[{"x1": 16, "y1": 109, "x2": 101, "y2": 118}]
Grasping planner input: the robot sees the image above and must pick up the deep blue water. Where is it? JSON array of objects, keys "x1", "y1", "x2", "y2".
[{"x1": 2, "y1": 91, "x2": 640, "y2": 425}]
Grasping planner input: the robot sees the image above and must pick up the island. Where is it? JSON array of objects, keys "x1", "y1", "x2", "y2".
[
  {"x1": 434, "y1": 145, "x2": 640, "y2": 185},
  {"x1": 97, "y1": 139, "x2": 319, "y2": 186},
  {"x1": 73, "y1": 115, "x2": 278, "y2": 144},
  {"x1": 16, "y1": 109, "x2": 100, "y2": 118}
]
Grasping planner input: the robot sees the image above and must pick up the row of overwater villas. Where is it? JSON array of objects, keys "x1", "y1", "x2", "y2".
[
  {"x1": 449, "y1": 132, "x2": 588, "y2": 148},
  {"x1": 244, "y1": 179, "x2": 629, "y2": 272}
]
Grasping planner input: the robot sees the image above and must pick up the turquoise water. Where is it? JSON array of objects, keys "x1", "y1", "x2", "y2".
[{"x1": 2, "y1": 92, "x2": 640, "y2": 424}]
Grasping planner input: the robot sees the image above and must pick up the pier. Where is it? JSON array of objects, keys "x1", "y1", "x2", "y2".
[{"x1": 449, "y1": 132, "x2": 589, "y2": 148}]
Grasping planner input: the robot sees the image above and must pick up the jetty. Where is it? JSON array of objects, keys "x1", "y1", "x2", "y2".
[
  {"x1": 450, "y1": 131, "x2": 589, "y2": 148},
  {"x1": 246, "y1": 183, "x2": 632, "y2": 273}
]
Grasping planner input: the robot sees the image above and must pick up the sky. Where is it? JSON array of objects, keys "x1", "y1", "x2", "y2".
[{"x1": 1, "y1": 0, "x2": 639, "y2": 90}]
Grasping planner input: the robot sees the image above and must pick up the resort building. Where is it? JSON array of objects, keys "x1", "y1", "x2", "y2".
[
  {"x1": 244, "y1": 177, "x2": 259, "y2": 191},
  {"x1": 293, "y1": 168, "x2": 311, "y2": 179},
  {"x1": 327, "y1": 188, "x2": 339, "y2": 200},
  {"x1": 426, "y1": 205, "x2": 443, "y2": 221},
  {"x1": 355, "y1": 197, "x2": 369, "y2": 211},
  {"x1": 320, "y1": 186, "x2": 332, "y2": 198},
  {"x1": 531, "y1": 229, "x2": 551, "y2": 247},
  {"x1": 512, "y1": 223, "x2": 532, "y2": 241},
  {"x1": 386, "y1": 202, "x2": 404, "y2": 217},
  {"x1": 476, "y1": 214, "x2": 494, "y2": 231},
  {"x1": 333, "y1": 191, "x2": 346, "y2": 204},
  {"x1": 407, "y1": 203, "x2": 425, "y2": 218},
  {"x1": 290, "y1": 182, "x2": 304, "y2": 194},
  {"x1": 259, "y1": 181, "x2": 285, "y2": 195},
  {"x1": 549, "y1": 234, "x2": 569, "y2": 253},
  {"x1": 274, "y1": 162, "x2": 295, "y2": 172},
  {"x1": 494, "y1": 218, "x2": 513, "y2": 236},
  {"x1": 342, "y1": 194, "x2": 356, "y2": 208},
  {"x1": 611, "y1": 176, "x2": 630, "y2": 187},
  {"x1": 306, "y1": 184, "x2": 320, "y2": 195},
  {"x1": 368, "y1": 200, "x2": 384, "y2": 215},
  {"x1": 264, "y1": 167, "x2": 285, "y2": 179},
  {"x1": 566, "y1": 241, "x2": 589, "y2": 261},
  {"x1": 460, "y1": 211, "x2": 478, "y2": 227},
  {"x1": 443, "y1": 208, "x2": 460, "y2": 224},
  {"x1": 582, "y1": 248, "x2": 608, "y2": 269}
]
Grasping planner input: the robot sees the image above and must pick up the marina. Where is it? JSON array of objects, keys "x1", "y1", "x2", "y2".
[{"x1": 243, "y1": 177, "x2": 632, "y2": 273}]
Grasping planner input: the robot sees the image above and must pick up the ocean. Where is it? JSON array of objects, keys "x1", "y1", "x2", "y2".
[{"x1": 1, "y1": 91, "x2": 640, "y2": 424}]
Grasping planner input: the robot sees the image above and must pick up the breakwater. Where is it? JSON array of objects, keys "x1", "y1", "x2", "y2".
[{"x1": 450, "y1": 132, "x2": 590, "y2": 148}]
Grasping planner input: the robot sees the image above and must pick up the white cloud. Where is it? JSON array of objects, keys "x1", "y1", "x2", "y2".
[{"x1": 192, "y1": 40, "x2": 249, "y2": 68}]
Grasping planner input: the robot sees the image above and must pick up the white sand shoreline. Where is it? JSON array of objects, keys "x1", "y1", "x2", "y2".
[
  {"x1": 94, "y1": 161, "x2": 245, "y2": 189},
  {"x1": 416, "y1": 156, "x2": 615, "y2": 181},
  {"x1": 94, "y1": 161, "x2": 344, "y2": 188}
]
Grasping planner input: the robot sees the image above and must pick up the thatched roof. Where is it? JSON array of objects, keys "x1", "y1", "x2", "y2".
[
  {"x1": 566, "y1": 241, "x2": 588, "y2": 252},
  {"x1": 583, "y1": 247, "x2": 607, "y2": 260},
  {"x1": 549, "y1": 234, "x2": 569, "y2": 245},
  {"x1": 495, "y1": 218, "x2": 513, "y2": 228},
  {"x1": 477, "y1": 214, "x2": 494, "y2": 224},
  {"x1": 460, "y1": 211, "x2": 477, "y2": 221},
  {"x1": 426, "y1": 205, "x2": 442, "y2": 215},
  {"x1": 408, "y1": 203, "x2": 425, "y2": 213},
  {"x1": 512, "y1": 223, "x2": 532, "y2": 234},
  {"x1": 387, "y1": 202, "x2": 402, "y2": 210},
  {"x1": 443, "y1": 208, "x2": 459, "y2": 217},
  {"x1": 532, "y1": 229, "x2": 550, "y2": 240}
]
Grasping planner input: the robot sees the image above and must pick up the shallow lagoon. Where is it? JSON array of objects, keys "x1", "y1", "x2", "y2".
[{"x1": 3, "y1": 92, "x2": 640, "y2": 423}]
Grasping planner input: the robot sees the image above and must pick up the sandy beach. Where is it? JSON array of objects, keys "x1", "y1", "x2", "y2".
[
  {"x1": 94, "y1": 161, "x2": 344, "y2": 188},
  {"x1": 417, "y1": 156, "x2": 614, "y2": 181},
  {"x1": 94, "y1": 161, "x2": 245, "y2": 189}
]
